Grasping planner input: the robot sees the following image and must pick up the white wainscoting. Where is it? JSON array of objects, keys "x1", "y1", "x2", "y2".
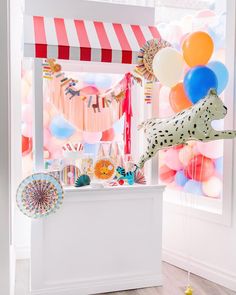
[
  {"x1": 31, "y1": 185, "x2": 164, "y2": 295},
  {"x1": 163, "y1": 248, "x2": 236, "y2": 291}
]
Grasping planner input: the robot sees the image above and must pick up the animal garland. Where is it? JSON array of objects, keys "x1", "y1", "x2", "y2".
[
  {"x1": 138, "y1": 89, "x2": 236, "y2": 168},
  {"x1": 44, "y1": 59, "x2": 142, "y2": 109}
]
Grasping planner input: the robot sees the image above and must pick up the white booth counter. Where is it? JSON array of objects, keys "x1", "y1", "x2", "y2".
[{"x1": 31, "y1": 184, "x2": 165, "y2": 295}]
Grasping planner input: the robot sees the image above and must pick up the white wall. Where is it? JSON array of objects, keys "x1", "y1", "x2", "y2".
[{"x1": 0, "y1": 0, "x2": 11, "y2": 293}]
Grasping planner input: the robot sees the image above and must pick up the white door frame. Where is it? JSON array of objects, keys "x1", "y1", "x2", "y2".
[{"x1": 0, "y1": 0, "x2": 11, "y2": 294}]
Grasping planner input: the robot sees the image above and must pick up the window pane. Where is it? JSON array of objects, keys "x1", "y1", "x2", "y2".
[{"x1": 157, "y1": 1, "x2": 226, "y2": 201}]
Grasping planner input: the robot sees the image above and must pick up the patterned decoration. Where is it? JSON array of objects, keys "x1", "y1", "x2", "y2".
[
  {"x1": 61, "y1": 165, "x2": 80, "y2": 186},
  {"x1": 16, "y1": 173, "x2": 64, "y2": 218},
  {"x1": 144, "y1": 80, "x2": 154, "y2": 104},
  {"x1": 94, "y1": 157, "x2": 116, "y2": 180},
  {"x1": 42, "y1": 59, "x2": 62, "y2": 80},
  {"x1": 136, "y1": 39, "x2": 171, "y2": 81},
  {"x1": 134, "y1": 170, "x2": 146, "y2": 185}
]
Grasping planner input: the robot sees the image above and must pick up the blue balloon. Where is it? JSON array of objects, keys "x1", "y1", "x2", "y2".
[
  {"x1": 207, "y1": 61, "x2": 229, "y2": 94},
  {"x1": 113, "y1": 115, "x2": 124, "y2": 134},
  {"x1": 184, "y1": 66, "x2": 218, "y2": 104},
  {"x1": 95, "y1": 75, "x2": 112, "y2": 89},
  {"x1": 215, "y1": 157, "x2": 223, "y2": 175},
  {"x1": 83, "y1": 73, "x2": 95, "y2": 85},
  {"x1": 183, "y1": 180, "x2": 203, "y2": 196},
  {"x1": 50, "y1": 115, "x2": 75, "y2": 139},
  {"x1": 175, "y1": 170, "x2": 189, "y2": 187},
  {"x1": 84, "y1": 143, "x2": 100, "y2": 156}
]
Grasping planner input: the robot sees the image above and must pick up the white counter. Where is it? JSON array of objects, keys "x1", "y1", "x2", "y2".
[{"x1": 31, "y1": 184, "x2": 165, "y2": 295}]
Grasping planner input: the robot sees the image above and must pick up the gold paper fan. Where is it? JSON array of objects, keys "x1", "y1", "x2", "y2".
[{"x1": 136, "y1": 39, "x2": 171, "y2": 81}]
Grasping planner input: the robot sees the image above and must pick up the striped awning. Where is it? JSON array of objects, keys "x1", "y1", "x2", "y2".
[{"x1": 24, "y1": 15, "x2": 160, "y2": 64}]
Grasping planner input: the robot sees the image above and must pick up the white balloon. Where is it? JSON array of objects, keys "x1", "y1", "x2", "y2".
[{"x1": 153, "y1": 47, "x2": 184, "y2": 87}]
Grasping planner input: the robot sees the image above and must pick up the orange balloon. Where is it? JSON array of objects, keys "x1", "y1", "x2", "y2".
[
  {"x1": 169, "y1": 82, "x2": 192, "y2": 113},
  {"x1": 182, "y1": 31, "x2": 214, "y2": 67}
]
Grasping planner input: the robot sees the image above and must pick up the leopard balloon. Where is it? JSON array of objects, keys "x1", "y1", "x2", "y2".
[{"x1": 138, "y1": 89, "x2": 236, "y2": 168}]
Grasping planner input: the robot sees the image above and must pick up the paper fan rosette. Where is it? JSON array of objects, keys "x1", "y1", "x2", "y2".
[
  {"x1": 136, "y1": 38, "x2": 171, "y2": 81},
  {"x1": 94, "y1": 157, "x2": 116, "y2": 180},
  {"x1": 16, "y1": 173, "x2": 64, "y2": 218}
]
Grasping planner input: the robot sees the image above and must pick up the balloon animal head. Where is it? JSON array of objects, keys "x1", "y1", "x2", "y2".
[
  {"x1": 205, "y1": 89, "x2": 227, "y2": 120},
  {"x1": 138, "y1": 89, "x2": 236, "y2": 169}
]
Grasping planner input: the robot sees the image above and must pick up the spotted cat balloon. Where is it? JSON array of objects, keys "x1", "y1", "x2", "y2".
[{"x1": 138, "y1": 89, "x2": 236, "y2": 168}]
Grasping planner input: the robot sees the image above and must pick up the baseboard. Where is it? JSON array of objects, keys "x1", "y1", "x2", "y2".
[
  {"x1": 30, "y1": 274, "x2": 163, "y2": 295},
  {"x1": 163, "y1": 248, "x2": 236, "y2": 292},
  {"x1": 15, "y1": 245, "x2": 30, "y2": 260}
]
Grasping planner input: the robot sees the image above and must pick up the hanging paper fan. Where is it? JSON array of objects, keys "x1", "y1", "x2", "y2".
[
  {"x1": 16, "y1": 173, "x2": 64, "y2": 218},
  {"x1": 136, "y1": 38, "x2": 171, "y2": 81},
  {"x1": 134, "y1": 169, "x2": 146, "y2": 185},
  {"x1": 94, "y1": 157, "x2": 116, "y2": 180}
]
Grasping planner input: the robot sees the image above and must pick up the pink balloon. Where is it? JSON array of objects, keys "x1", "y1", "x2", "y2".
[
  {"x1": 196, "y1": 9, "x2": 215, "y2": 18},
  {"x1": 43, "y1": 128, "x2": 51, "y2": 146},
  {"x1": 83, "y1": 131, "x2": 102, "y2": 144},
  {"x1": 165, "y1": 148, "x2": 183, "y2": 171},
  {"x1": 22, "y1": 104, "x2": 33, "y2": 123},
  {"x1": 69, "y1": 130, "x2": 84, "y2": 142},
  {"x1": 197, "y1": 141, "x2": 223, "y2": 159},
  {"x1": 179, "y1": 145, "x2": 193, "y2": 166},
  {"x1": 159, "y1": 86, "x2": 175, "y2": 118},
  {"x1": 80, "y1": 86, "x2": 100, "y2": 95},
  {"x1": 43, "y1": 111, "x2": 51, "y2": 127},
  {"x1": 22, "y1": 123, "x2": 32, "y2": 137}
]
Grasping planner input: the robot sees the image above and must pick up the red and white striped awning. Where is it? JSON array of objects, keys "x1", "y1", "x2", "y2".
[{"x1": 24, "y1": 15, "x2": 160, "y2": 64}]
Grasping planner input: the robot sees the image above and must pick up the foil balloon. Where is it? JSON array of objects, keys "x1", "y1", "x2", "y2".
[{"x1": 138, "y1": 89, "x2": 236, "y2": 168}]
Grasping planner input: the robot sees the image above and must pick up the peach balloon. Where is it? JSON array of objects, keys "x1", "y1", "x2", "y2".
[
  {"x1": 169, "y1": 82, "x2": 192, "y2": 113},
  {"x1": 22, "y1": 104, "x2": 33, "y2": 123},
  {"x1": 68, "y1": 130, "x2": 84, "y2": 142},
  {"x1": 182, "y1": 31, "x2": 214, "y2": 67},
  {"x1": 43, "y1": 111, "x2": 51, "y2": 127},
  {"x1": 202, "y1": 176, "x2": 222, "y2": 198},
  {"x1": 83, "y1": 131, "x2": 102, "y2": 144},
  {"x1": 43, "y1": 128, "x2": 51, "y2": 146},
  {"x1": 159, "y1": 86, "x2": 175, "y2": 118},
  {"x1": 179, "y1": 145, "x2": 194, "y2": 166},
  {"x1": 165, "y1": 149, "x2": 183, "y2": 171},
  {"x1": 197, "y1": 141, "x2": 223, "y2": 159}
]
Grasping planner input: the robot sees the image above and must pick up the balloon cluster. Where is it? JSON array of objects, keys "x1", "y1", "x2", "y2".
[
  {"x1": 153, "y1": 31, "x2": 228, "y2": 108},
  {"x1": 159, "y1": 142, "x2": 223, "y2": 198},
  {"x1": 153, "y1": 20, "x2": 228, "y2": 198}
]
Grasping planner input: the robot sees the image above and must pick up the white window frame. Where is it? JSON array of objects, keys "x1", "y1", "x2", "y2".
[{"x1": 163, "y1": 0, "x2": 236, "y2": 226}]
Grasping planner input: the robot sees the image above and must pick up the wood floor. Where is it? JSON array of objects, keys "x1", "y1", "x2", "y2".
[{"x1": 15, "y1": 260, "x2": 236, "y2": 295}]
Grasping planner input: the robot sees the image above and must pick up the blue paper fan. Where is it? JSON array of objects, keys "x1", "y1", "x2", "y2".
[{"x1": 16, "y1": 173, "x2": 64, "y2": 218}]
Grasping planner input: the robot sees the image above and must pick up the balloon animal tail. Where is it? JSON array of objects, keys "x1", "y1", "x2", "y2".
[{"x1": 185, "y1": 286, "x2": 193, "y2": 295}]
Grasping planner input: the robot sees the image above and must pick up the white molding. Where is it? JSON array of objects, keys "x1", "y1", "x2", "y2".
[
  {"x1": 24, "y1": 0, "x2": 155, "y2": 25},
  {"x1": 163, "y1": 248, "x2": 236, "y2": 292},
  {"x1": 0, "y1": 0, "x2": 11, "y2": 293},
  {"x1": 33, "y1": 59, "x2": 44, "y2": 171},
  {"x1": 15, "y1": 246, "x2": 30, "y2": 260},
  {"x1": 31, "y1": 274, "x2": 162, "y2": 295}
]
